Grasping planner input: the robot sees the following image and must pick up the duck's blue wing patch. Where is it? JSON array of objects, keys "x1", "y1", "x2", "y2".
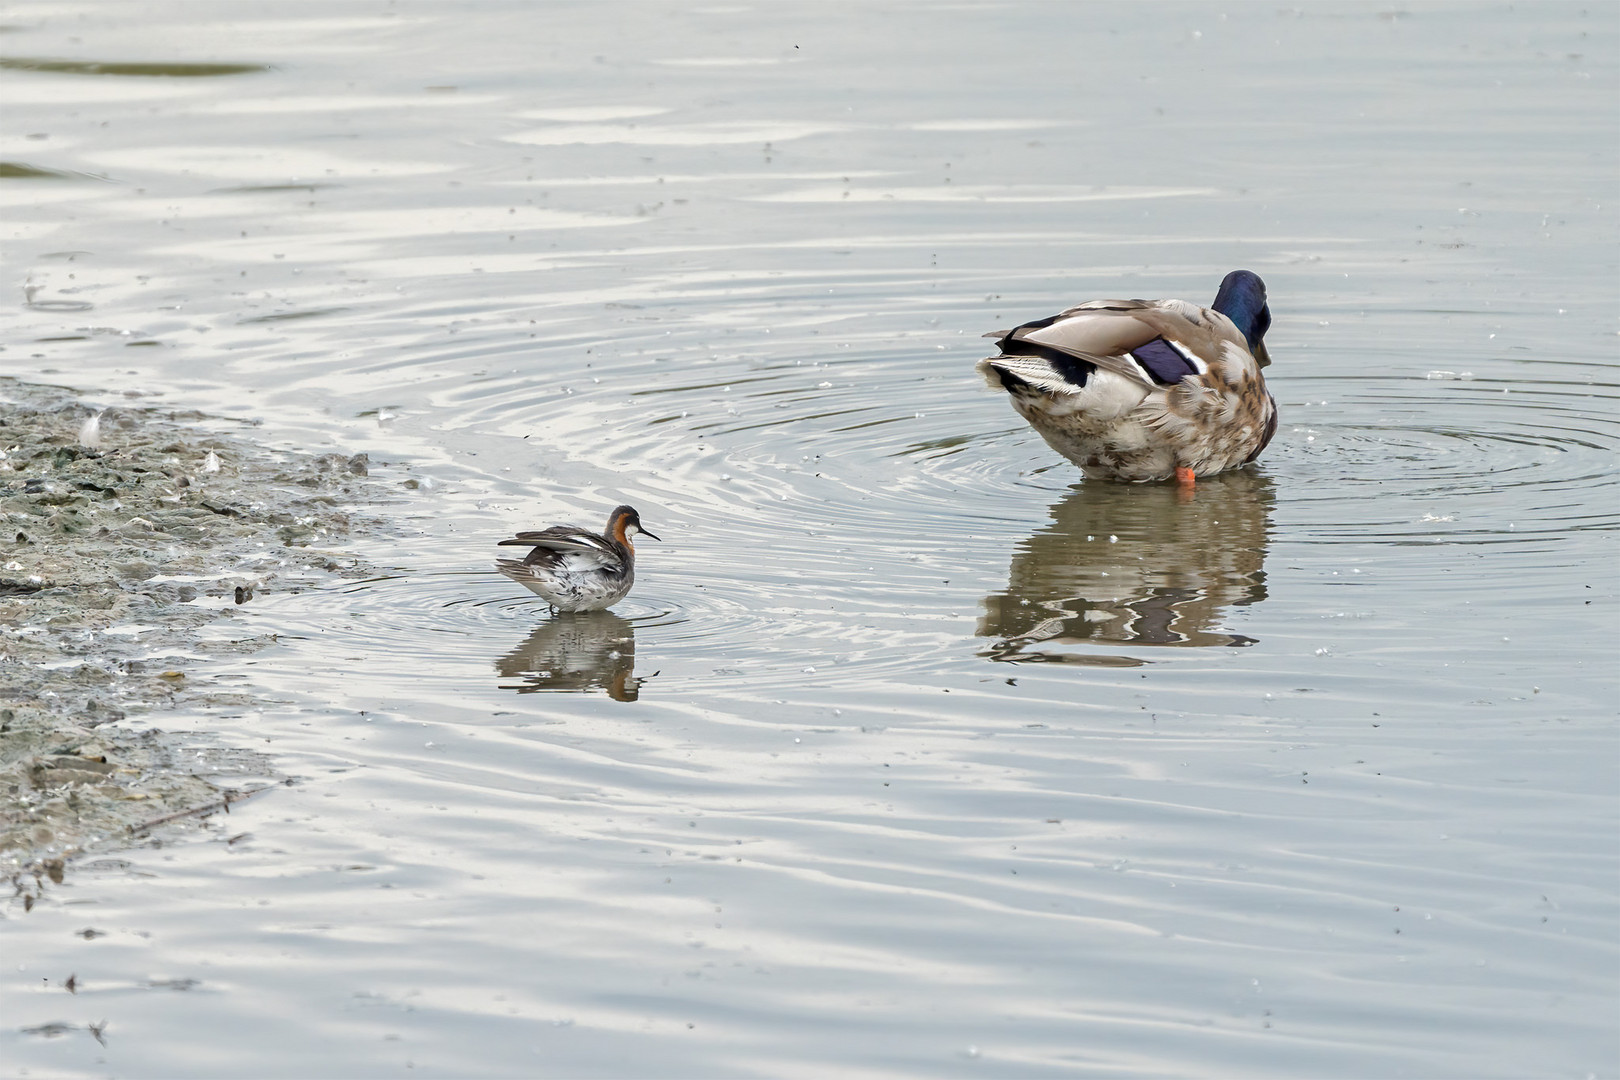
[{"x1": 1128, "y1": 338, "x2": 1198, "y2": 385}]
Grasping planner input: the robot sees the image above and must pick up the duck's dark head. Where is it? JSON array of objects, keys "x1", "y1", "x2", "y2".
[
  {"x1": 609, "y1": 504, "x2": 660, "y2": 547},
  {"x1": 1211, "y1": 270, "x2": 1272, "y2": 368}
]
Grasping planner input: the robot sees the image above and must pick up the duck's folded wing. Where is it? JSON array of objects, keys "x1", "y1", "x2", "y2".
[
  {"x1": 994, "y1": 301, "x2": 1244, "y2": 390},
  {"x1": 498, "y1": 528, "x2": 624, "y2": 571}
]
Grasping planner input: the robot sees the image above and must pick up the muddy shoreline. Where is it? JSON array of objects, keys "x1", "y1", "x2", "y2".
[{"x1": 1, "y1": 377, "x2": 386, "y2": 891}]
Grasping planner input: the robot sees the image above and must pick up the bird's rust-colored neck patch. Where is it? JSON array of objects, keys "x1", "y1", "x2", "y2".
[{"x1": 611, "y1": 514, "x2": 633, "y2": 550}]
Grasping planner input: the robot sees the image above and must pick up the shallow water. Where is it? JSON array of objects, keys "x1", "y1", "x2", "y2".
[{"x1": 3, "y1": 2, "x2": 1617, "y2": 1076}]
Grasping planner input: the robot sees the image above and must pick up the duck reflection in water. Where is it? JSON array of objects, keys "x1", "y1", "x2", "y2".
[
  {"x1": 980, "y1": 471, "x2": 1273, "y2": 664},
  {"x1": 495, "y1": 611, "x2": 646, "y2": 701}
]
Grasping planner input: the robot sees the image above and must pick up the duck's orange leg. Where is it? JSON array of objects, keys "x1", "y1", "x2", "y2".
[{"x1": 1175, "y1": 466, "x2": 1197, "y2": 490}]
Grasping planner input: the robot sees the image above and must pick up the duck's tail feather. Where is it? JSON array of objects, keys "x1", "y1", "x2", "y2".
[
  {"x1": 977, "y1": 352, "x2": 1093, "y2": 396},
  {"x1": 496, "y1": 558, "x2": 541, "y2": 582}
]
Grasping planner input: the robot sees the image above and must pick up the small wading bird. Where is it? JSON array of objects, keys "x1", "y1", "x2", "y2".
[
  {"x1": 977, "y1": 270, "x2": 1278, "y2": 486},
  {"x1": 496, "y1": 504, "x2": 658, "y2": 612}
]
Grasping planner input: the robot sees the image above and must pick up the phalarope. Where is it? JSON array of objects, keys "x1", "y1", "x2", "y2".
[
  {"x1": 978, "y1": 270, "x2": 1278, "y2": 486},
  {"x1": 496, "y1": 504, "x2": 658, "y2": 612}
]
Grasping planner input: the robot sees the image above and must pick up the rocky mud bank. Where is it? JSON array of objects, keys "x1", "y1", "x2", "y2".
[{"x1": 0, "y1": 378, "x2": 385, "y2": 893}]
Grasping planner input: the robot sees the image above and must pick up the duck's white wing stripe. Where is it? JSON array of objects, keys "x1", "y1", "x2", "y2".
[
  {"x1": 520, "y1": 533, "x2": 615, "y2": 556},
  {"x1": 506, "y1": 531, "x2": 625, "y2": 572},
  {"x1": 1167, "y1": 339, "x2": 1209, "y2": 375}
]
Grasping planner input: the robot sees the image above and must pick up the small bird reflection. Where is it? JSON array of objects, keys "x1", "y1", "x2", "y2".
[
  {"x1": 981, "y1": 471, "x2": 1274, "y2": 664},
  {"x1": 495, "y1": 611, "x2": 645, "y2": 701}
]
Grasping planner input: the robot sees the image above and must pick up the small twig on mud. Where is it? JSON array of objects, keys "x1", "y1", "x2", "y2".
[{"x1": 126, "y1": 785, "x2": 274, "y2": 835}]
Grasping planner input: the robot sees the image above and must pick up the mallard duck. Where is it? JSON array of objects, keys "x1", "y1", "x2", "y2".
[
  {"x1": 496, "y1": 504, "x2": 658, "y2": 612},
  {"x1": 977, "y1": 270, "x2": 1278, "y2": 484}
]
